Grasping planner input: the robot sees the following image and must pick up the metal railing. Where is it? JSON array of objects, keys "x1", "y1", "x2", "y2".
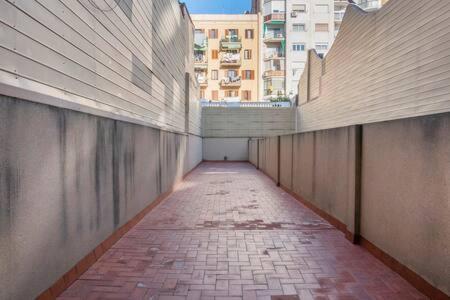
[
  {"x1": 201, "y1": 101, "x2": 291, "y2": 108},
  {"x1": 264, "y1": 13, "x2": 285, "y2": 23},
  {"x1": 264, "y1": 31, "x2": 285, "y2": 40}
]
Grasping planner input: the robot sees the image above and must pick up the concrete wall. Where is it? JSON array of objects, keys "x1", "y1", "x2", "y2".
[
  {"x1": 202, "y1": 107, "x2": 295, "y2": 137},
  {"x1": 249, "y1": 139, "x2": 258, "y2": 166},
  {"x1": 279, "y1": 135, "x2": 293, "y2": 190},
  {"x1": 0, "y1": 96, "x2": 197, "y2": 300},
  {"x1": 361, "y1": 113, "x2": 450, "y2": 295},
  {"x1": 250, "y1": 113, "x2": 450, "y2": 296},
  {"x1": 297, "y1": 0, "x2": 450, "y2": 132},
  {"x1": 258, "y1": 137, "x2": 279, "y2": 183},
  {"x1": 202, "y1": 138, "x2": 249, "y2": 161}
]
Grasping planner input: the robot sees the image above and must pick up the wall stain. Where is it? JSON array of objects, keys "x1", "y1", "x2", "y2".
[
  {"x1": 57, "y1": 110, "x2": 68, "y2": 241},
  {"x1": 112, "y1": 121, "x2": 121, "y2": 228},
  {"x1": 95, "y1": 119, "x2": 109, "y2": 229}
]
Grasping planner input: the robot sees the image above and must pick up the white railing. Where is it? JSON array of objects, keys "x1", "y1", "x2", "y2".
[
  {"x1": 201, "y1": 101, "x2": 291, "y2": 108},
  {"x1": 264, "y1": 31, "x2": 285, "y2": 40}
]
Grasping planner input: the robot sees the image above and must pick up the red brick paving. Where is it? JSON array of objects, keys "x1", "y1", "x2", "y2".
[{"x1": 59, "y1": 162, "x2": 426, "y2": 300}]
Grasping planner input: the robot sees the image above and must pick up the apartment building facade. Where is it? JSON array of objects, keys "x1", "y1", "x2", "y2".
[
  {"x1": 192, "y1": 14, "x2": 259, "y2": 102},
  {"x1": 252, "y1": 0, "x2": 335, "y2": 99}
]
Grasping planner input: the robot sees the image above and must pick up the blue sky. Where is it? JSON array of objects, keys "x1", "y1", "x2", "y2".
[{"x1": 183, "y1": 0, "x2": 251, "y2": 14}]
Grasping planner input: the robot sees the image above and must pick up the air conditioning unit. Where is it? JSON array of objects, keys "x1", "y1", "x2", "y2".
[{"x1": 291, "y1": 11, "x2": 297, "y2": 17}]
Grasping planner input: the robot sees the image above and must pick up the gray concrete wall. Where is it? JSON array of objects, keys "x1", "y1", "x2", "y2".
[
  {"x1": 252, "y1": 113, "x2": 450, "y2": 296},
  {"x1": 202, "y1": 138, "x2": 249, "y2": 161},
  {"x1": 361, "y1": 113, "x2": 450, "y2": 295},
  {"x1": 249, "y1": 139, "x2": 258, "y2": 167},
  {"x1": 0, "y1": 96, "x2": 197, "y2": 300},
  {"x1": 279, "y1": 135, "x2": 293, "y2": 190},
  {"x1": 184, "y1": 134, "x2": 203, "y2": 174},
  {"x1": 262, "y1": 137, "x2": 279, "y2": 183}
]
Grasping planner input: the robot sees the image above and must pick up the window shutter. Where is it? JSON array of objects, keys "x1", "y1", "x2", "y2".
[
  {"x1": 212, "y1": 50, "x2": 218, "y2": 59},
  {"x1": 241, "y1": 70, "x2": 245, "y2": 79},
  {"x1": 225, "y1": 29, "x2": 229, "y2": 37},
  {"x1": 236, "y1": 29, "x2": 239, "y2": 36}
]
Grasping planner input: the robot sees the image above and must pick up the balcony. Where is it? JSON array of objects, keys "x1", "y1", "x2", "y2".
[
  {"x1": 220, "y1": 76, "x2": 241, "y2": 88},
  {"x1": 358, "y1": 0, "x2": 381, "y2": 10},
  {"x1": 197, "y1": 75, "x2": 208, "y2": 87},
  {"x1": 263, "y1": 70, "x2": 284, "y2": 78},
  {"x1": 220, "y1": 53, "x2": 241, "y2": 67},
  {"x1": 264, "y1": 13, "x2": 285, "y2": 24},
  {"x1": 264, "y1": 52, "x2": 285, "y2": 61},
  {"x1": 220, "y1": 37, "x2": 242, "y2": 51},
  {"x1": 264, "y1": 31, "x2": 285, "y2": 43},
  {"x1": 194, "y1": 54, "x2": 208, "y2": 70}
]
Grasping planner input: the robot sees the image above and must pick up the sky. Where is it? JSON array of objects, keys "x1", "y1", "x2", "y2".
[{"x1": 183, "y1": 0, "x2": 252, "y2": 14}]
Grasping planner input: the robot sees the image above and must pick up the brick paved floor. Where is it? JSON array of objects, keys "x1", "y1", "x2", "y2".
[{"x1": 59, "y1": 162, "x2": 425, "y2": 300}]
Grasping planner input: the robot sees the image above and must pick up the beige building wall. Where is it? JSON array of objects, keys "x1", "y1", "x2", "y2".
[{"x1": 192, "y1": 14, "x2": 260, "y2": 101}]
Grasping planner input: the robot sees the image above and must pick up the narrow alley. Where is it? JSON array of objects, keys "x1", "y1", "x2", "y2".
[{"x1": 59, "y1": 163, "x2": 425, "y2": 300}]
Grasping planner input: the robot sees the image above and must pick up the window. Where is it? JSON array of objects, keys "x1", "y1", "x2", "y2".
[
  {"x1": 225, "y1": 90, "x2": 238, "y2": 97},
  {"x1": 314, "y1": 4, "x2": 329, "y2": 13},
  {"x1": 242, "y1": 70, "x2": 255, "y2": 80},
  {"x1": 211, "y1": 50, "x2": 219, "y2": 59},
  {"x1": 209, "y1": 29, "x2": 218, "y2": 39},
  {"x1": 315, "y1": 23, "x2": 329, "y2": 32},
  {"x1": 245, "y1": 29, "x2": 254, "y2": 39},
  {"x1": 227, "y1": 69, "x2": 238, "y2": 78},
  {"x1": 242, "y1": 90, "x2": 252, "y2": 101},
  {"x1": 293, "y1": 23, "x2": 306, "y2": 32},
  {"x1": 211, "y1": 70, "x2": 218, "y2": 80},
  {"x1": 211, "y1": 90, "x2": 218, "y2": 100},
  {"x1": 292, "y1": 4, "x2": 306, "y2": 13},
  {"x1": 315, "y1": 42, "x2": 329, "y2": 51},
  {"x1": 244, "y1": 49, "x2": 252, "y2": 60},
  {"x1": 200, "y1": 89, "x2": 205, "y2": 99},
  {"x1": 225, "y1": 29, "x2": 239, "y2": 37},
  {"x1": 292, "y1": 43, "x2": 305, "y2": 51}
]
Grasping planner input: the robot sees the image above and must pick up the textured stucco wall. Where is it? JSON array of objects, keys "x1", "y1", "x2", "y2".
[
  {"x1": 313, "y1": 127, "x2": 354, "y2": 226},
  {"x1": 184, "y1": 135, "x2": 203, "y2": 174},
  {"x1": 262, "y1": 137, "x2": 279, "y2": 183},
  {"x1": 0, "y1": 96, "x2": 196, "y2": 300},
  {"x1": 249, "y1": 139, "x2": 258, "y2": 167},
  {"x1": 202, "y1": 138, "x2": 249, "y2": 161},
  {"x1": 279, "y1": 135, "x2": 293, "y2": 190},
  {"x1": 361, "y1": 113, "x2": 450, "y2": 294}
]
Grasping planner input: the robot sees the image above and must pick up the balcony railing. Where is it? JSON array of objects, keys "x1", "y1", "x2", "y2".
[
  {"x1": 220, "y1": 53, "x2": 241, "y2": 66},
  {"x1": 264, "y1": 31, "x2": 285, "y2": 42},
  {"x1": 201, "y1": 101, "x2": 291, "y2": 108},
  {"x1": 220, "y1": 76, "x2": 241, "y2": 87},
  {"x1": 264, "y1": 13, "x2": 285, "y2": 24},
  {"x1": 264, "y1": 52, "x2": 285, "y2": 60},
  {"x1": 194, "y1": 55, "x2": 208, "y2": 69},
  {"x1": 220, "y1": 37, "x2": 242, "y2": 50},
  {"x1": 263, "y1": 70, "x2": 284, "y2": 77},
  {"x1": 197, "y1": 76, "x2": 208, "y2": 86},
  {"x1": 358, "y1": 0, "x2": 381, "y2": 10}
]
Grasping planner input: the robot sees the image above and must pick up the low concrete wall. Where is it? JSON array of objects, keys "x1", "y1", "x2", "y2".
[
  {"x1": 249, "y1": 139, "x2": 258, "y2": 166},
  {"x1": 279, "y1": 135, "x2": 293, "y2": 190},
  {"x1": 202, "y1": 138, "x2": 249, "y2": 161},
  {"x1": 251, "y1": 113, "x2": 450, "y2": 297},
  {"x1": 0, "y1": 96, "x2": 198, "y2": 300},
  {"x1": 184, "y1": 134, "x2": 203, "y2": 174},
  {"x1": 259, "y1": 137, "x2": 279, "y2": 183},
  {"x1": 361, "y1": 114, "x2": 450, "y2": 295}
]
